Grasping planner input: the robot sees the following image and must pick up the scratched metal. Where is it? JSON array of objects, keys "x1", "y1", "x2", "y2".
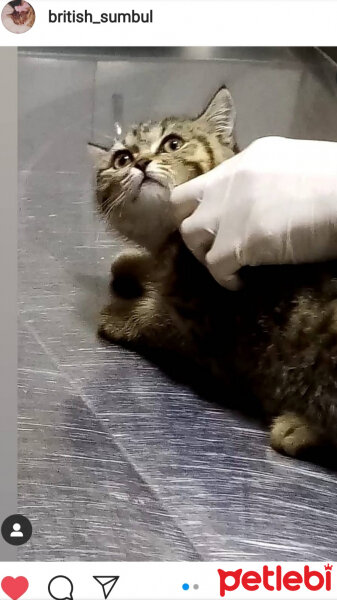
[{"x1": 18, "y1": 49, "x2": 337, "y2": 560}]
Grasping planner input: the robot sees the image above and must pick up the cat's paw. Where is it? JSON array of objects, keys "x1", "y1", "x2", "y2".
[
  {"x1": 111, "y1": 249, "x2": 151, "y2": 279},
  {"x1": 110, "y1": 249, "x2": 151, "y2": 299},
  {"x1": 98, "y1": 305, "x2": 126, "y2": 342},
  {"x1": 270, "y1": 413, "x2": 321, "y2": 457}
]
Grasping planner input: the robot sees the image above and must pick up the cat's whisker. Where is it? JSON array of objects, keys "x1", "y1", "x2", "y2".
[
  {"x1": 104, "y1": 183, "x2": 130, "y2": 219},
  {"x1": 101, "y1": 172, "x2": 134, "y2": 220}
]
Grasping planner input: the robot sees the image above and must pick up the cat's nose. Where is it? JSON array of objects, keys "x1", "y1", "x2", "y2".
[{"x1": 134, "y1": 158, "x2": 151, "y2": 173}]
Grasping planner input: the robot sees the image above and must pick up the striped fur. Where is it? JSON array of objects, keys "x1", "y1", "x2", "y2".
[{"x1": 89, "y1": 87, "x2": 236, "y2": 249}]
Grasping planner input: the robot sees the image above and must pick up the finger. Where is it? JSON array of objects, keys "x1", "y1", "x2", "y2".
[
  {"x1": 180, "y1": 216, "x2": 215, "y2": 264},
  {"x1": 171, "y1": 155, "x2": 238, "y2": 225},
  {"x1": 207, "y1": 257, "x2": 243, "y2": 290},
  {"x1": 170, "y1": 171, "x2": 211, "y2": 224},
  {"x1": 205, "y1": 236, "x2": 241, "y2": 288},
  {"x1": 220, "y1": 274, "x2": 243, "y2": 291}
]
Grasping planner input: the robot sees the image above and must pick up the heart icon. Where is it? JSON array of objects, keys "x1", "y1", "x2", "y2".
[{"x1": 1, "y1": 577, "x2": 29, "y2": 600}]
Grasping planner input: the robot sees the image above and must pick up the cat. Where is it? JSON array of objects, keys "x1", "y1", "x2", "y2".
[
  {"x1": 89, "y1": 86, "x2": 337, "y2": 459},
  {"x1": 8, "y1": 0, "x2": 35, "y2": 26}
]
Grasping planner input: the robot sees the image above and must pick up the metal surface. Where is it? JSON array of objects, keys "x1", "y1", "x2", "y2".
[{"x1": 18, "y1": 48, "x2": 337, "y2": 560}]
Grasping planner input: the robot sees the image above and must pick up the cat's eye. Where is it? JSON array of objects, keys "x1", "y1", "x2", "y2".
[
  {"x1": 160, "y1": 135, "x2": 184, "y2": 153},
  {"x1": 113, "y1": 150, "x2": 133, "y2": 169}
]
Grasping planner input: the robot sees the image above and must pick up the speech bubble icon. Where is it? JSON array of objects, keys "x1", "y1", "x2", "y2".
[{"x1": 48, "y1": 576, "x2": 74, "y2": 600}]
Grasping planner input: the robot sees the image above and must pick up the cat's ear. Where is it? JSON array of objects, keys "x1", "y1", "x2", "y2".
[
  {"x1": 198, "y1": 86, "x2": 235, "y2": 142},
  {"x1": 87, "y1": 143, "x2": 111, "y2": 171}
]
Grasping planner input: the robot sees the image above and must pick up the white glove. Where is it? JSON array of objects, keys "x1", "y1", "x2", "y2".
[{"x1": 171, "y1": 137, "x2": 337, "y2": 290}]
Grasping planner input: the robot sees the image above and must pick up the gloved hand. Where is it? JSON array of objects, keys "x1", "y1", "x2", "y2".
[{"x1": 171, "y1": 137, "x2": 337, "y2": 290}]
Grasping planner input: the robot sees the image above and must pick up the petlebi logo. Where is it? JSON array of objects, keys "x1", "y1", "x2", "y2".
[{"x1": 218, "y1": 563, "x2": 333, "y2": 596}]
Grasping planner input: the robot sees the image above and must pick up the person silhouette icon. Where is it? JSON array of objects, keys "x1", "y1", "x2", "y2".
[
  {"x1": 10, "y1": 523, "x2": 23, "y2": 538},
  {"x1": 1, "y1": 514, "x2": 32, "y2": 545}
]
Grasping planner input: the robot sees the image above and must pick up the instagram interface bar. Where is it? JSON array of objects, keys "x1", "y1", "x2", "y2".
[
  {"x1": 0, "y1": 563, "x2": 334, "y2": 599},
  {"x1": 0, "y1": 1, "x2": 336, "y2": 45}
]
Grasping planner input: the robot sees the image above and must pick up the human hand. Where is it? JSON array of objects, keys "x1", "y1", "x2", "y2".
[
  {"x1": 15, "y1": 2, "x2": 30, "y2": 12},
  {"x1": 171, "y1": 137, "x2": 337, "y2": 290}
]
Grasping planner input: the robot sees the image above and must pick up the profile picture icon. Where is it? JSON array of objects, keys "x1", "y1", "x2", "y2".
[
  {"x1": 10, "y1": 522, "x2": 24, "y2": 538},
  {"x1": 1, "y1": 514, "x2": 32, "y2": 546},
  {"x1": 1, "y1": 1, "x2": 35, "y2": 33}
]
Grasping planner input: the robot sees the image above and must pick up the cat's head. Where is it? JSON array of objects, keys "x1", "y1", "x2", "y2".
[{"x1": 89, "y1": 86, "x2": 236, "y2": 249}]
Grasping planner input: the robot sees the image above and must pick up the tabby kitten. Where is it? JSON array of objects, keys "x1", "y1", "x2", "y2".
[
  {"x1": 9, "y1": 1, "x2": 35, "y2": 26},
  {"x1": 89, "y1": 87, "x2": 337, "y2": 458}
]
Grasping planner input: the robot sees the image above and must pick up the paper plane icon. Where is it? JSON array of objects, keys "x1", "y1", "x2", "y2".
[{"x1": 93, "y1": 576, "x2": 119, "y2": 599}]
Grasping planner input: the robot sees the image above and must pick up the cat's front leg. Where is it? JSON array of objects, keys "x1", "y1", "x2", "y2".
[
  {"x1": 270, "y1": 412, "x2": 322, "y2": 457},
  {"x1": 99, "y1": 297, "x2": 149, "y2": 344},
  {"x1": 110, "y1": 248, "x2": 153, "y2": 299},
  {"x1": 98, "y1": 289, "x2": 175, "y2": 350}
]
